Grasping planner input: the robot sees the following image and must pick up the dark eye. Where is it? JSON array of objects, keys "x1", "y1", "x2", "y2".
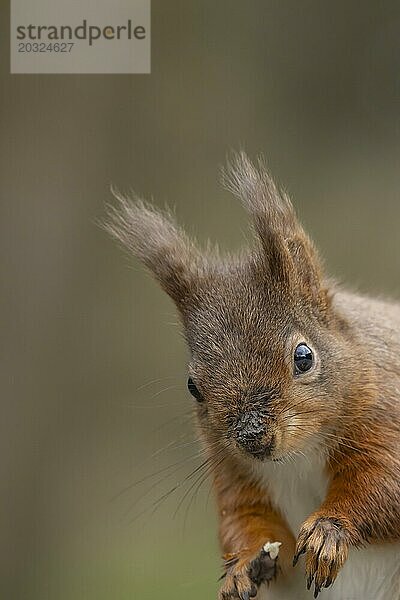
[
  {"x1": 294, "y1": 343, "x2": 314, "y2": 374},
  {"x1": 187, "y1": 377, "x2": 203, "y2": 401}
]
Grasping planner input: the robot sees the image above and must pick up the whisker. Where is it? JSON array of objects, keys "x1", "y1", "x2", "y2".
[
  {"x1": 151, "y1": 384, "x2": 182, "y2": 399},
  {"x1": 135, "y1": 376, "x2": 177, "y2": 392},
  {"x1": 182, "y1": 454, "x2": 226, "y2": 532},
  {"x1": 123, "y1": 441, "x2": 224, "y2": 523},
  {"x1": 152, "y1": 410, "x2": 193, "y2": 433},
  {"x1": 128, "y1": 455, "x2": 218, "y2": 524},
  {"x1": 112, "y1": 448, "x2": 204, "y2": 502},
  {"x1": 175, "y1": 451, "x2": 225, "y2": 521}
]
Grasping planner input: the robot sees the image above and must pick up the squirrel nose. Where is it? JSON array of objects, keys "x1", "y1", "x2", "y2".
[{"x1": 234, "y1": 411, "x2": 272, "y2": 457}]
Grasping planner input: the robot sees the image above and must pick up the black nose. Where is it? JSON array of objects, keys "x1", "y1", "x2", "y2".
[{"x1": 234, "y1": 411, "x2": 271, "y2": 457}]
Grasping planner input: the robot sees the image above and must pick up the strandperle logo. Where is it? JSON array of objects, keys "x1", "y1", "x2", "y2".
[
  {"x1": 11, "y1": 0, "x2": 151, "y2": 74},
  {"x1": 16, "y1": 19, "x2": 147, "y2": 47}
]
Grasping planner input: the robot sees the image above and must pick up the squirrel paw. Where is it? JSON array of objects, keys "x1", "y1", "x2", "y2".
[
  {"x1": 293, "y1": 517, "x2": 350, "y2": 598},
  {"x1": 218, "y1": 541, "x2": 281, "y2": 599}
]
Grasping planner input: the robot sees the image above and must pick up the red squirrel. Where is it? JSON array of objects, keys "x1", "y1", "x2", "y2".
[{"x1": 107, "y1": 152, "x2": 400, "y2": 599}]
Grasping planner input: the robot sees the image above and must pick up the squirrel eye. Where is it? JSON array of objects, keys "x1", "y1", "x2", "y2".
[
  {"x1": 187, "y1": 377, "x2": 203, "y2": 401},
  {"x1": 294, "y1": 343, "x2": 314, "y2": 375}
]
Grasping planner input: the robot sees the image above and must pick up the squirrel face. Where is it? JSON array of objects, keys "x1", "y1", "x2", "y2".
[
  {"x1": 106, "y1": 152, "x2": 355, "y2": 463},
  {"x1": 183, "y1": 265, "x2": 348, "y2": 462}
]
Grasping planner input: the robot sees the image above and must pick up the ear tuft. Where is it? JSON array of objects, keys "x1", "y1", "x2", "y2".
[
  {"x1": 222, "y1": 152, "x2": 327, "y2": 309},
  {"x1": 221, "y1": 151, "x2": 296, "y2": 236},
  {"x1": 104, "y1": 188, "x2": 201, "y2": 306}
]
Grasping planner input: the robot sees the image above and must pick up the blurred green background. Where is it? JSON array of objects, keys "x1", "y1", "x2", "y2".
[{"x1": 1, "y1": 1, "x2": 400, "y2": 599}]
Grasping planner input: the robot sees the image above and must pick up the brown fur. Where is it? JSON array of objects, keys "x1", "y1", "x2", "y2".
[{"x1": 106, "y1": 152, "x2": 400, "y2": 599}]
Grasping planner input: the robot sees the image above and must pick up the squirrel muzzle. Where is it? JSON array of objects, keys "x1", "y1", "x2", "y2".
[{"x1": 233, "y1": 410, "x2": 274, "y2": 460}]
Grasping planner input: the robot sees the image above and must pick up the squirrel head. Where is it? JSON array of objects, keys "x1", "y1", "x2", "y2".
[{"x1": 107, "y1": 152, "x2": 356, "y2": 463}]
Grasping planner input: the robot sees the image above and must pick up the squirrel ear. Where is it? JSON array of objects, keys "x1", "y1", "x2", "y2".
[
  {"x1": 222, "y1": 152, "x2": 328, "y2": 308},
  {"x1": 105, "y1": 189, "x2": 201, "y2": 308}
]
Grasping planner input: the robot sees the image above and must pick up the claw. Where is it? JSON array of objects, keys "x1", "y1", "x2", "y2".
[
  {"x1": 314, "y1": 584, "x2": 321, "y2": 598},
  {"x1": 324, "y1": 577, "x2": 333, "y2": 589},
  {"x1": 292, "y1": 546, "x2": 306, "y2": 566},
  {"x1": 249, "y1": 584, "x2": 257, "y2": 598},
  {"x1": 307, "y1": 574, "x2": 314, "y2": 590}
]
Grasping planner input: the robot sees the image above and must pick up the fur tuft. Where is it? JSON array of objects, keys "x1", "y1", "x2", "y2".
[
  {"x1": 222, "y1": 152, "x2": 325, "y2": 302},
  {"x1": 105, "y1": 188, "x2": 201, "y2": 306},
  {"x1": 221, "y1": 151, "x2": 296, "y2": 235}
]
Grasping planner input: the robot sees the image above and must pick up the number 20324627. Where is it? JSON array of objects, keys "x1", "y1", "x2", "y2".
[{"x1": 17, "y1": 42, "x2": 74, "y2": 52}]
